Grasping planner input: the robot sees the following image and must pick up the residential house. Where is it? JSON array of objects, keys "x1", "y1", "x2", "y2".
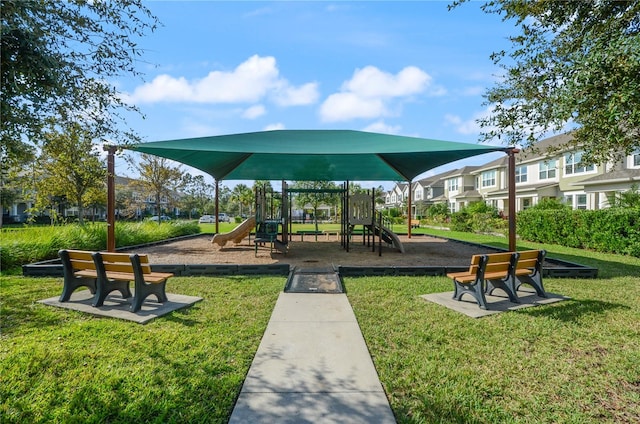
[
  {"x1": 443, "y1": 166, "x2": 480, "y2": 213},
  {"x1": 410, "y1": 169, "x2": 456, "y2": 217},
  {"x1": 384, "y1": 182, "x2": 409, "y2": 210},
  {"x1": 387, "y1": 132, "x2": 639, "y2": 215}
]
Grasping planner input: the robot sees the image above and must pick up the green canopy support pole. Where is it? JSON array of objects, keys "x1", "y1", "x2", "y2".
[
  {"x1": 507, "y1": 148, "x2": 519, "y2": 252},
  {"x1": 215, "y1": 180, "x2": 219, "y2": 234},
  {"x1": 104, "y1": 145, "x2": 116, "y2": 252},
  {"x1": 407, "y1": 179, "x2": 413, "y2": 239}
]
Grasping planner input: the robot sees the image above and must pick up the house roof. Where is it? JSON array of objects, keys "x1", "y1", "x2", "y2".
[
  {"x1": 472, "y1": 156, "x2": 508, "y2": 173},
  {"x1": 518, "y1": 132, "x2": 576, "y2": 163},
  {"x1": 414, "y1": 169, "x2": 457, "y2": 187},
  {"x1": 452, "y1": 190, "x2": 482, "y2": 199},
  {"x1": 446, "y1": 165, "x2": 480, "y2": 177},
  {"x1": 579, "y1": 169, "x2": 640, "y2": 186},
  {"x1": 486, "y1": 182, "x2": 559, "y2": 196}
]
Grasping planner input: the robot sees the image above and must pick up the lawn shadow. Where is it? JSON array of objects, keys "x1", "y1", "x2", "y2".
[{"x1": 516, "y1": 298, "x2": 629, "y2": 322}]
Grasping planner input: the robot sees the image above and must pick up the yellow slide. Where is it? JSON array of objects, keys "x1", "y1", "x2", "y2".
[{"x1": 211, "y1": 216, "x2": 256, "y2": 248}]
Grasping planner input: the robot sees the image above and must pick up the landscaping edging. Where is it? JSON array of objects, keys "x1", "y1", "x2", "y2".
[{"x1": 22, "y1": 233, "x2": 598, "y2": 278}]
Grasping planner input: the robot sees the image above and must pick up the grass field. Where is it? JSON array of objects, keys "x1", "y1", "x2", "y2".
[{"x1": 1, "y1": 230, "x2": 639, "y2": 423}]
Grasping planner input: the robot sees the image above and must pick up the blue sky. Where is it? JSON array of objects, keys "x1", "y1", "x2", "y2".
[{"x1": 117, "y1": 1, "x2": 518, "y2": 188}]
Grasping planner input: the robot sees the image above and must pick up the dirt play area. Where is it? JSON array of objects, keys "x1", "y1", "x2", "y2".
[{"x1": 127, "y1": 233, "x2": 498, "y2": 269}]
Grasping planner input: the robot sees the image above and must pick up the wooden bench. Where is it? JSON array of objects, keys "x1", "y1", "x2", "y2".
[
  {"x1": 447, "y1": 250, "x2": 547, "y2": 309},
  {"x1": 59, "y1": 250, "x2": 102, "y2": 302},
  {"x1": 447, "y1": 252, "x2": 519, "y2": 309},
  {"x1": 59, "y1": 250, "x2": 173, "y2": 312},
  {"x1": 410, "y1": 219, "x2": 420, "y2": 228},
  {"x1": 493, "y1": 249, "x2": 547, "y2": 299}
]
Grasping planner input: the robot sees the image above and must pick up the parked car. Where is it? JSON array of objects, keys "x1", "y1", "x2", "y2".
[
  {"x1": 198, "y1": 215, "x2": 215, "y2": 224},
  {"x1": 150, "y1": 215, "x2": 171, "y2": 222},
  {"x1": 218, "y1": 213, "x2": 230, "y2": 223}
]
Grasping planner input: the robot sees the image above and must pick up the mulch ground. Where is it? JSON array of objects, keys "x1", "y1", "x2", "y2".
[{"x1": 126, "y1": 233, "x2": 500, "y2": 269}]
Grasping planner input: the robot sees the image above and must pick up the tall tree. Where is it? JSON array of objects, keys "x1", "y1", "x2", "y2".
[
  {"x1": 181, "y1": 173, "x2": 215, "y2": 218},
  {"x1": 1, "y1": 0, "x2": 158, "y2": 166},
  {"x1": 132, "y1": 154, "x2": 184, "y2": 221},
  {"x1": 229, "y1": 184, "x2": 253, "y2": 217},
  {"x1": 33, "y1": 122, "x2": 106, "y2": 225},
  {"x1": 452, "y1": 0, "x2": 640, "y2": 164}
]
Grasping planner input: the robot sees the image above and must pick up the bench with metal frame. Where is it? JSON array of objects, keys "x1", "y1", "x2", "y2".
[{"x1": 59, "y1": 249, "x2": 172, "y2": 312}]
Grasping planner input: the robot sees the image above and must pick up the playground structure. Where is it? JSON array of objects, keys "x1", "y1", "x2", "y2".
[
  {"x1": 344, "y1": 189, "x2": 405, "y2": 255},
  {"x1": 254, "y1": 185, "x2": 288, "y2": 255},
  {"x1": 246, "y1": 182, "x2": 404, "y2": 257},
  {"x1": 211, "y1": 216, "x2": 256, "y2": 248}
]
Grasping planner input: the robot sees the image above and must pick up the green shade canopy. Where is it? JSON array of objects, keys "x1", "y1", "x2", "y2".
[{"x1": 127, "y1": 130, "x2": 508, "y2": 182}]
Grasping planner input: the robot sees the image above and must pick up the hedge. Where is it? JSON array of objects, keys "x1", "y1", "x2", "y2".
[{"x1": 517, "y1": 208, "x2": 640, "y2": 257}]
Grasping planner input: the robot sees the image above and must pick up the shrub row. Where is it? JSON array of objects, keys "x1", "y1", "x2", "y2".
[
  {"x1": 0, "y1": 221, "x2": 200, "y2": 271},
  {"x1": 517, "y1": 208, "x2": 640, "y2": 257}
]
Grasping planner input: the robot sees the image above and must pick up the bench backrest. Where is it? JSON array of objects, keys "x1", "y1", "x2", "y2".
[
  {"x1": 97, "y1": 252, "x2": 152, "y2": 274},
  {"x1": 468, "y1": 252, "x2": 517, "y2": 275},
  {"x1": 515, "y1": 250, "x2": 545, "y2": 270},
  {"x1": 63, "y1": 250, "x2": 97, "y2": 271}
]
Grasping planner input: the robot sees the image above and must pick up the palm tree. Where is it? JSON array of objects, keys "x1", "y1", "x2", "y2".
[{"x1": 230, "y1": 184, "x2": 253, "y2": 217}]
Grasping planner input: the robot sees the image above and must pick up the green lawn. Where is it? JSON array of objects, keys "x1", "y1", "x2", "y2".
[
  {"x1": 346, "y1": 230, "x2": 640, "y2": 423},
  {"x1": 1, "y1": 231, "x2": 639, "y2": 423},
  {"x1": 1, "y1": 276, "x2": 283, "y2": 423}
]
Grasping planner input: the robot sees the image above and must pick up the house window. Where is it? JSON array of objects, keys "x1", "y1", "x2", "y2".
[
  {"x1": 539, "y1": 160, "x2": 557, "y2": 179},
  {"x1": 449, "y1": 201, "x2": 456, "y2": 213},
  {"x1": 391, "y1": 193, "x2": 396, "y2": 203},
  {"x1": 576, "y1": 194, "x2": 587, "y2": 209},
  {"x1": 515, "y1": 166, "x2": 528, "y2": 183},
  {"x1": 565, "y1": 151, "x2": 594, "y2": 175},
  {"x1": 414, "y1": 188, "x2": 423, "y2": 201},
  {"x1": 633, "y1": 150, "x2": 640, "y2": 167},
  {"x1": 521, "y1": 198, "x2": 532, "y2": 210},
  {"x1": 481, "y1": 170, "x2": 496, "y2": 187},
  {"x1": 448, "y1": 178, "x2": 458, "y2": 191},
  {"x1": 564, "y1": 195, "x2": 573, "y2": 208}
]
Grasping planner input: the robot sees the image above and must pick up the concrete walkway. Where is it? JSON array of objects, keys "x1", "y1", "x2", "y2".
[{"x1": 229, "y1": 292, "x2": 396, "y2": 423}]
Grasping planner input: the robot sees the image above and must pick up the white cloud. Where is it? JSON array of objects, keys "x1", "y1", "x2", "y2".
[
  {"x1": 124, "y1": 55, "x2": 318, "y2": 107},
  {"x1": 319, "y1": 65, "x2": 434, "y2": 122},
  {"x1": 362, "y1": 121, "x2": 402, "y2": 135},
  {"x1": 320, "y1": 92, "x2": 386, "y2": 121},
  {"x1": 342, "y1": 65, "x2": 431, "y2": 98},
  {"x1": 264, "y1": 122, "x2": 285, "y2": 131},
  {"x1": 243, "y1": 105, "x2": 266, "y2": 119},
  {"x1": 271, "y1": 82, "x2": 319, "y2": 106}
]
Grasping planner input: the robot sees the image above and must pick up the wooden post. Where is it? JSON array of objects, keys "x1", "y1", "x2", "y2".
[
  {"x1": 407, "y1": 180, "x2": 412, "y2": 238},
  {"x1": 215, "y1": 179, "x2": 219, "y2": 234},
  {"x1": 508, "y1": 148, "x2": 520, "y2": 252},
  {"x1": 104, "y1": 145, "x2": 117, "y2": 252},
  {"x1": 282, "y1": 180, "x2": 288, "y2": 244}
]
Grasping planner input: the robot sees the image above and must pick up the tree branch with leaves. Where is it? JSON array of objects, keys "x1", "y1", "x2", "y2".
[{"x1": 451, "y1": 0, "x2": 640, "y2": 164}]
